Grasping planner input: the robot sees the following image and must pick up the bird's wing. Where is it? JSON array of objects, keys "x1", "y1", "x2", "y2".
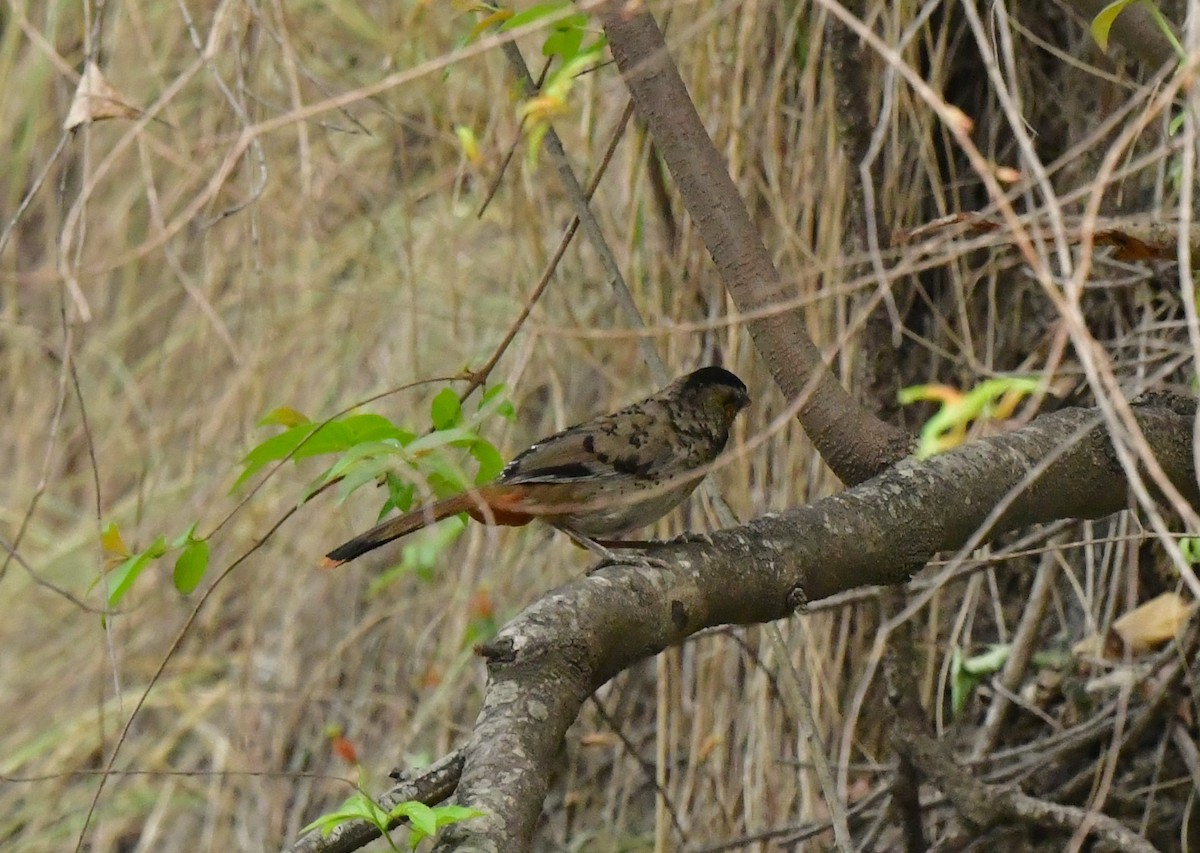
[{"x1": 499, "y1": 400, "x2": 684, "y2": 485}]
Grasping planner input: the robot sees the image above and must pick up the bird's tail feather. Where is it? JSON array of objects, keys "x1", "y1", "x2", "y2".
[{"x1": 320, "y1": 493, "x2": 473, "y2": 568}]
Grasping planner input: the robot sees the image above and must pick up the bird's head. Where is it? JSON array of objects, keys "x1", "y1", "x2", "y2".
[{"x1": 678, "y1": 366, "x2": 750, "y2": 427}]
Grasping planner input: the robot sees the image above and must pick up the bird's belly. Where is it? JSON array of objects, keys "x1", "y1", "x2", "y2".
[{"x1": 552, "y1": 480, "x2": 701, "y2": 538}]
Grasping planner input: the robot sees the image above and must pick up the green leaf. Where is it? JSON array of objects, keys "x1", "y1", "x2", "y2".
[
  {"x1": 300, "y1": 792, "x2": 392, "y2": 838},
  {"x1": 470, "y1": 441, "x2": 505, "y2": 484},
  {"x1": 1090, "y1": 0, "x2": 1139, "y2": 52},
  {"x1": 901, "y1": 377, "x2": 1042, "y2": 459},
  {"x1": 258, "y1": 406, "x2": 310, "y2": 428},
  {"x1": 421, "y1": 455, "x2": 473, "y2": 496},
  {"x1": 478, "y1": 384, "x2": 515, "y2": 422},
  {"x1": 305, "y1": 440, "x2": 408, "y2": 500},
  {"x1": 341, "y1": 413, "x2": 414, "y2": 446},
  {"x1": 455, "y1": 125, "x2": 481, "y2": 164},
  {"x1": 235, "y1": 413, "x2": 412, "y2": 491},
  {"x1": 233, "y1": 422, "x2": 321, "y2": 490},
  {"x1": 333, "y1": 457, "x2": 399, "y2": 504},
  {"x1": 962, "y1": 643, "x2": 1010, "y2": 675},
  {"x1": 299, "y1": 812, "x2": 343, "y2": 838},
  {"x1": 432, "y1": 805, "x2": 485, "y2": 828},
  {"x1": 430, "y1": 389, "x2": 463, "y2": 430},
  {"x1": 320, "y1": 439, "x2": 407, "y2": 479},
  {"x1": 405, "y1": 427, "x2": 481, "y2": 456},
  {"x1": 525, "y1": 121, "x2": 550, "y2": 167},
  {"x1": 949, "y1": 646, "x2": 975, "y2": 718},
  {"x1": 105, "y1": 553, "x2": 150, "y2": 608},
  {"x1": 542, "y1": 22, "x2": 583, "y2": 60},
  {"x1": 299, "y1": 794, "x2": 480, "y2": 846},
  {"x1": 105, "y1": 536, "x2": 166, "y2": 607},
  {"x1": 393, "y1": 801, "x2": 438, "y2": 843},
  {"x1": 949, "y1": 645, "x2": 1011, "y2": 717},
  {"x1": 173, "y1": 539, "x2": 209, "y2": 595},
  {"x1": 384, "y1": 473, "x2": 416, "y2": 515},
  {"x1": 500, "y1": 1, "x2": 571, "y2": 31},
  {"x1": 542, "y1": 50, "x2": 602, "y2": 101}
]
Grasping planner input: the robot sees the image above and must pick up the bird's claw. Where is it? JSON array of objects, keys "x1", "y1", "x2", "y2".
[{"x1": 587, "y1": 551, "x2": 671, "y2": 574}]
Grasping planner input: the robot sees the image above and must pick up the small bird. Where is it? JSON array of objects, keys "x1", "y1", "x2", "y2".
[{"x1": 320, "y1": 366, "x2": 749, "y2": 568}]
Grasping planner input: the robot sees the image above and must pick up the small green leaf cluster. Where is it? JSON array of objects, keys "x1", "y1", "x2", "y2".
[
  {"x1": 950, "y1": 643, "x2": 1070, "y2": 717},
  {"x1": 237, "y1": 384, "x2": 511, "y2": 504},
  {"x1": 99, "y1": 522, "x2": 209, "y2": 609},
  {"x1": 241, "y1": 384, "x2": 514, "y2": 568},
  {"x1": 899, "y1": 377, "x2": 1042, "y2": 459},
  {"x1": 300, "y1": 789, "x2": 482, "y2": 851},
  {"x1": 98, "y1": 383, "x2": 515, "y2": 607},
  {"x1": 456, "y1": 4, "x2": 607, "y2": 167},
  {"x1": 950, "y1": 643, "x2": 1010, "y2": 718}
]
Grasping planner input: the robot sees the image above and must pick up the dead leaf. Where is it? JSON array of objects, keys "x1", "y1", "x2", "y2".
[
  {"x1": 1071, "y1": 633, "x2": 1106, "y2": 660},
  {"x1": 64, "y1": 61, "x2": 142, "y2": 130},
  {"x1": 1112, "y1": 592, "x2": 1193, "y2": 654}
]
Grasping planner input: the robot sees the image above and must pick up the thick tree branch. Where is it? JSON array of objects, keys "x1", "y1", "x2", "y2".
[
  {"x1": 429, "y1": 400, "x2": 1200, "y2": 851},
  {"x1": 594, "y1": 1, "x2": 910, "y2": 484}
]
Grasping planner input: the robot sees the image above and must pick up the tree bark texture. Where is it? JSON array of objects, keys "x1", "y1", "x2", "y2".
[{"x1": 432, "y1": 401, "x2": 1200, "y2": 851}]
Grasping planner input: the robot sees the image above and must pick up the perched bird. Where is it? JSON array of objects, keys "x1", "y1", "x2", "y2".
[{"x1": 320, "y1": 366, "x2": 749, "y2": 568}]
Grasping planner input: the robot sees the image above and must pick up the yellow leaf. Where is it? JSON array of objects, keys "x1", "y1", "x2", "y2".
[
  {"x1": 1112, "y1": 592, "x2": 1193, "y2": 653},
  {"x1": 518, "y1": 95, "x2": 568, "y2": 123},
  {"x1": 258, "y1": 407, "x2": 311, "y2": 428},
  {"x1": 100, "y1": 522, "x2": 128, "y2": 558},
  {"x1": 467, "y1": 9, "x2": 511, "y2": 41},
  {"x1": 455, "y1": 125, "x2": 482, "y2": 166},
  {"x1": 1090, "y1": 0, "x2": 1139, "y2": 53},
  {"x1": 1072, "y1": 633, "x2": 1106, "y2": 659},
  {"x1": 897, "y1": 384, "x2": 964, "y2": 405}
]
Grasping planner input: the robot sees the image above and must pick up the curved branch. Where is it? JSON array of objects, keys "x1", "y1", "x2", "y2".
[
  {"x1": 594, "y1": 2, "x2": 910, "y2": 484},
  {"x1": 431, "y1": 400, "x2": 1200, "y2": 850}
]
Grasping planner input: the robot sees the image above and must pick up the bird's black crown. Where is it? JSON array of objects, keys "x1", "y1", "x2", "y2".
[{"x1": 681, "y1": 366, "x2": 746, "y2": 394}]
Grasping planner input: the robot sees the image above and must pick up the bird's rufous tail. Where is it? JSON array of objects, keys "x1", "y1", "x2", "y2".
[{"x1": 320, "y1": 493, "x2": 476, "y2": 569}]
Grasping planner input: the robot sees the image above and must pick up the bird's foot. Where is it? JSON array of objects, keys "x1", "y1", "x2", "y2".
[
  {"x1": 585, "y1": 550, "x2": 671, "y2": 574},
  {"x1": 563, "y1": 530, "x2": 671, "y2": 572}
]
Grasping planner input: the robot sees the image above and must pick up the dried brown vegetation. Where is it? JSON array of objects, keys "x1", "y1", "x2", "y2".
[{"x1": 3, "y1": 1, "x2": 1199, "y2": 851}]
